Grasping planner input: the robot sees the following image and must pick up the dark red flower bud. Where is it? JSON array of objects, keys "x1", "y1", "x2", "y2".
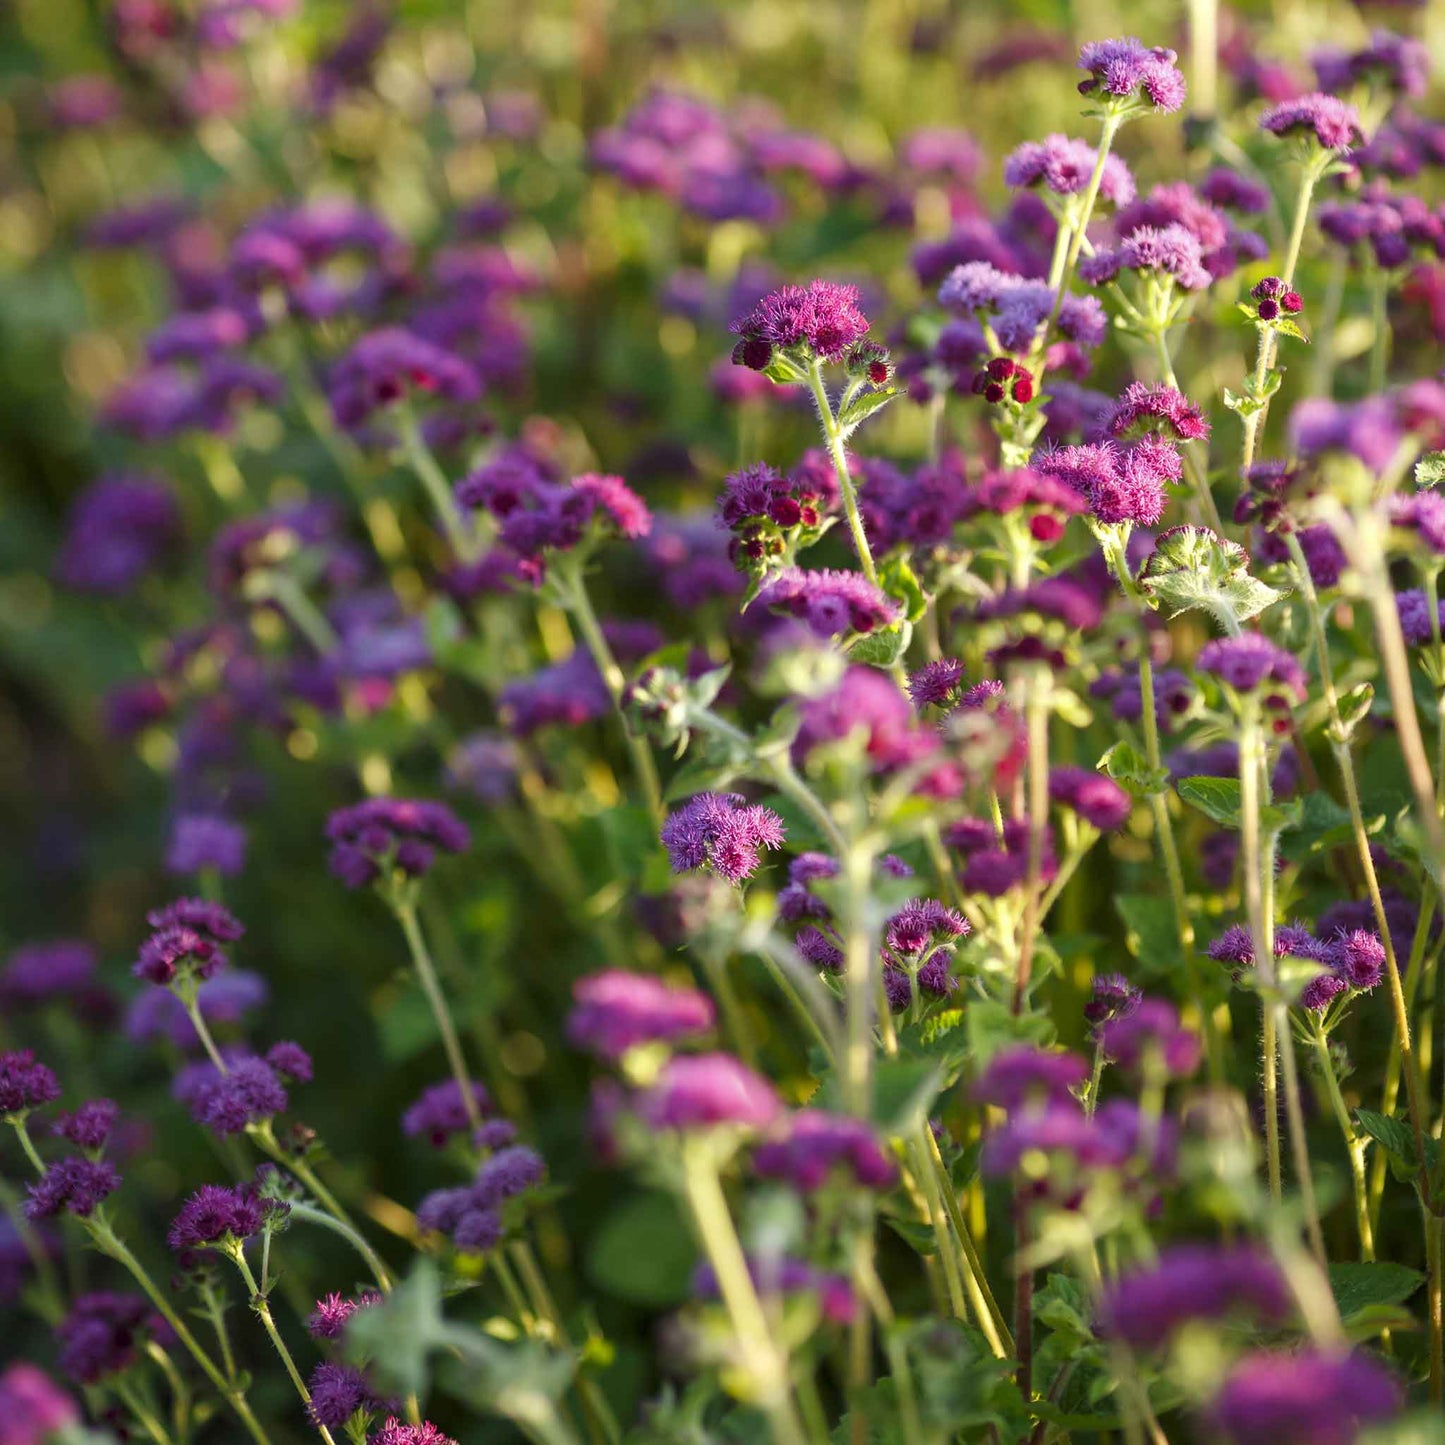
[
  {"x1": 986, "y1": 357, "x2": 1017, "y2": 381},
  {"x1": 1011, "y1": 374, "x2": 1034, "y2": 404},
  {"x1": 1256, "y1": 298, "x2": 1279, "y2": 321},
  {"x1": 732, "y1": 336, "x2": 773, "y2": 372},
  {"x1": 1281, "y1": 291, "x2": 1303, "y2": 313},
  {"x1": 984, "y1": 382, "x2": 1006, "y2": 404}
]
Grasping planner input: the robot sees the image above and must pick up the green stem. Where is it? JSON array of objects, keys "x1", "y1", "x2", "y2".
[
  {"x1": 1151, "y1": 328, "x2": 1222, "y2": 531},
  {"x1": 396, "y1": 408, "x2": 478, "y2": 561},
  {"x1": 114, "y1": 1376, "x2": 173, "y2": 1445},
  {"x1": 559, "y1": 562, "x2": 665, "y2": 825},
  {"x1": 1310, "y1": 1024, "x2": 1374, "y2": 1260},
  {"x1": 288, "y1": 1199, "x2": 392, "y2": 1291},
  {"x1": 393, "y1": 896, "x2": 485, "y2": 1131},
  {"x1": 806, "y1": 360, "x2": 879, "y2": 586},
  {"x1": 1011, "y1": 672, "x2": 1051, "y2": 1014},
  {"x1": 261, "y1": 571, "x2": 339, "y2": 656}
]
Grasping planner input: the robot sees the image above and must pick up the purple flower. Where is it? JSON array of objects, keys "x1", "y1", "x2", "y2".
[
  {"x1": 134, "y1": 898, "x2": 243, "y2": 987},
  {"x1": 402, "y1": 1080, "x2": 492, "y2": 1147},
  {"x1": 0, "y1": 1364, "x2": 80, "y2": 1438},
  {"x1": 500, "y1": 651, "x2": 611, "y2": 735},
  {"x1": 974, "y1": 1046, "x2": 1089, "y2": 1110},
  {"x1": 1395, "y1": 589, "x2": 1445, "y2": 646},
  {"x1": 1079, "y1": 224, "x2": 1212, "y2": 290},
  {"x1": 938, "y1": 264, "x2": 1107, "y2": 354},
  {"x1": 1033, "y1": 439, "x2": 1178, "y2": 525},
  {"x1": 1196, "y1": 634, "x2": 1308, "y2": 701},
  {"x1": 1099, "y1": 998, "x2": 1201, "y2": 1078},
  {"x1": 167, "y1": 1183, "x2": 276, "y2": 1250},
  {"x1": 1207, "y1": 1349, "x2": 1401, "y2": 1445},
  {"x1": 25, "y1": 1158, "x2": 120, "y2": 1219},
  {"x1": 885, "y1": 899, "x2": 969, "y2": 959},
  {"x1": 1077, "y1": 37, "x2": 1187, "y2": 112},
  {"x1": 729, "y1": 280, "x2": 871, "y2": 366},
  {"x1": 567, "y1": 970, "x2": 716, "y2": 1061},
  {"x1": 753, "y1": 1110, "x2": 896, "y2": 1191},
  {"x1": 1048, "y1": 767, "x2": 1132, "y2": 830},
  {"x1": 1085, "y1": 974, "x2": 1141, "y2": 1030},
  {"x1": 661, "y1": 793, "x2": 785, "y2": 885},
  {"x1": 54, "y1": 475, "x2": 180, "y2": 594},
  {"x1": 641, "y1": 1053, "x2": 782, "y2": 1132},
  {"x1": 187, "y1": 1057, "x2": 288, "y2": 1137},
  {"x1": 307, "y1": 1291, "x2": 382, "y2": 1340},
  {"x1": 125, "y1": 970, "x2": 268, "y2": 1050},
  {"x1": 309, "y1": 1362, "x2": 379, "y2": 1430},
  {"x1": 0, "y1": 942, "x2": 100, "y2": 1012},
  {"x1": 55, "y1": 1292, "x2": 167, "y2": 1384},
  {"x1": 1313, "y1": 31, "x2": 1430, "y2": 100},
  {"x1": 325, "y1": 797, "x2": 470, "y2": 889},
  {"x1": 1260, "y1": 94, "x2": 1364, "y2": 152},
  {"x1": 265, "y1": 1042, "x2": 312, "y2": 1083},
  {"x1": 1108, "y1": 383, "x2": 1210, "y2": 442},
  {"x1": 328, "y1": 328, "x2": 481, "y2": 433},
  {"x1": 166, "y1": 814, "x2": 247, "y2": 877},
  {"x1": 694, "y1": 1255, "x2": 856, "y2": 1324},
  {"x1": 1098, "y1": 1245, "x2": 1291, "y2": 1350},
  {"x1": 752, "y1": 567, "x2": 900, "y2": 639},
  {"x1": 0, "y1": 1051, "x2": 62, "y2": 1117},
  {"x1": 1003, "y1": 135, "x2": 1135, "y2": 204},
  {"x1": 908, "y1": 659, "x2": 967, "y2": 710},
  {"x1": 1201, "y1": 169, "x2": 1271, "y2": 214},
  {"x1": 372, "y1": 1421, "x2": 458, "y2": 1445},
  {"x1": 53, "y1": 1100, "x2": 120, "y2": 1152},
  {"x1": 1330, "y1": 930, "x2": 1387, "y2": 991},
  {"x1": 1289, "y1": 396, "x2": 1403, "y2": 472}
]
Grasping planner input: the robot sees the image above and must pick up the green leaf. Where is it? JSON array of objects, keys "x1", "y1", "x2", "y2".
[
  {"x1": 848, "y1": 622, "x2": 910, "y2": 667},
  {"x1": 1354, "y1": 1108, "x2": 1420, "y2": 1182},
  {"x1": 1138, "y1": 525, "x2": 1286, "y2": 627},
  {"x1": 878, "y1": 555, "x2": 928, "y2": 624},
  {"x1": 871, "y1": 1055, "x2": 946, "y2": 1136},
  {"x1": 1035, "y1": 1272, "x2": 1094, "y2": 1346},
  {"x1": 837, "y1": 387, "x2": 899, "y2": 432},
  {"x1": 1328, "y1": 1261, "x2": 1424, "y2": 1318},
  {"x1": 882, "y1": 1215, "x2": 939, "y2": 1257},
  {"x1": 1116, "y1": 893, "x2": 1185, "y2": 973},
  {"x1": 1415, "y1": 451, "x2": 1445, "y2": 489},
  {"x1": 1099, "y1": 740, "x2": 1169, "y2": 798},
  {"x1": 1176, "y1": 775, "x2": 1241, "y2": 827},
  {"x1": 346, "y1": 1259, "x2": 450, "y2": 1398},
  {"x1": 586, "y1": 1192, "x2": 697, "y2": 1307},
  {"x1": 1272, "y1": 317, "x2": 1308, "y2": 343},
  {"x1": 897, "y1": 1008, "x2": 970, "y2": 1065}
]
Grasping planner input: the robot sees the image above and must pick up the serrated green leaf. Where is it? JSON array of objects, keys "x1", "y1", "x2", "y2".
[
  {"x1": 1177, "y1": 775, "x2": 1241, "y2": 827},
  {"x1": 837, "y1": 387, "x2": 899, "y2": 431},
  {"x1": 1099, "y1": 740, "x2": 1169, "y2": 798},
  {"x1": 1415, "y1": 451, "x2": 1445, "y2": 489},
  {"x1": 848, "y1": 622, "x2": 910, "y2": 667},
  {"x1": 1139, "y1": 526, "x2": 1285, "y2": 627}
]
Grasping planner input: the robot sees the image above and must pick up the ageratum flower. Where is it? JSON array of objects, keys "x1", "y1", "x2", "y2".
[
  {"x1": 500, "y1": 651, "x2": 611, "y2": 736},
  {"x1": 1108, "y1": 383, "x2": 1210, "y2": 442},
  {"x1": 54, "y1": 475, "x2": 181, "y2": 595},
  {"x1": 55, "y1": 1292, "x2": 169, "y2": 1385},
  {"x1": 717, "y1": 459, "x2": 839, "y2": 574},
  {"x1": 134, "y1": 898, "x2": 243, "y2": 987},
  {"x1": 1098, "y1": 1245, "x2": 1291, "y2": 1350},
  {"x1": 908, "y1": 659, "x2": 967, "y2": 710},
  {"x1": 1003, "y1": 135, "x2": 1136, "y2": 204},
  {"x1": 402, "y1": 1080, "x2": 493, "y2": 1148},
  {"x1": 25, "y1": 1159, "x2": 120, "y2": 1220},
  {"x1": 1259, "y1": 94, "x2": 1364, "y2": 152},
  {"x1": 328, "y1": 328, "x2": 481, "y2": 433},
  {"x1": 308, "y1": 1362, "x2": 383, "y2": 1431},
  {"x1": 1099, "y1": 998, "x2": 1201, "y2": 1077},
  {"x1": 1195, "y1": 634, "x2": 1308, "y2": 702},
  {"x1": 0, "y1": 942, "x2": 103, "y2": 1014},
  {"x1": 974, "y1": 1046, "x2": 1090, "y2": 1110},
  {"x1": 325, "y1": 797, "x2": 470, "y2": 889},
  {"x1": 1048, "y1": 768, "x2": 1132, "y2": 830},
  {"x1": 125, "y1": 970, "x2": 268, "y2": 1050},
  {"x1": 1076, "y1": 37, "x2": 1187, "y2": 113},
  {"x1": 1112, "y1": 182, "x2": 1265, "y2": 281},
  {"x1": 1032, "y1": 438, "x2": 1179, "y2": 525},
  {"x1": 661, "y1": 793, "x2": 785, "y2": 885},
  {"x1": 753, "y1": 1110, "x2": 896, "y2": 1191},
  {"x1": 0, "y1": 1051, "x2": 62, "y2": 1117},
  {"x1": 1395, "y1": 589, "x2": 1445, "y2": 645},
  {"x1": 166, "y1": 813, "x2": 247, "y2": 877},
  {"x1": 52, "y1": 1100, "x2": 120, "y2": 1153},
  {"x1": 939, "y1": 262, "x2": 1106, "y2": 354},
  {"x1": 640, "y1": 1053, "x2": 782, "y2": 1132},
  {"x1": 416, "y1": 1145, "x2": 546, "y2": 1252},
  {"x1": 1313, "y1": 30, "x2": 1430, "y2": 99},
  {"x1": 1090, "y1": 665, "x2": 1195, "y2": 732},
  {"x1": 567, "y1": 970, "x2": 716, "y2": 1062},
  {"x1": 167, "y1": 1183, "x2": 279, "y2": 1251},
  {"x1": 1201, "y1": 168, "x2": 1271, "y2": 214},
  {"x1": 1085, "y1": 974, "x2": 1141, "y2": 1030},
  {"x1": 729, "y1": 280, "x2": 871, "y2": 368},
  {"x1": 752, "y1": 568, "x2": 900, "y2": 639},
  {"x1": 183, "y1": 1056, "x2": 289, "y2": 1137},
  {"x1": 307, "y1": 1291, "x2": 383, "y2": 1340},
  {"x1": 372, "y1": 1422, "x2": 458, "y2": 1445},
  {"x1": 1079, "y1": 223, "x2": 1212, "y2": 290},
  {"x1": 1206, "y1": 1349, "x2": 1401, "y2": 1445},
  {"x1": 948, "y1": 816, "x2": 1058, "y2": 896}
]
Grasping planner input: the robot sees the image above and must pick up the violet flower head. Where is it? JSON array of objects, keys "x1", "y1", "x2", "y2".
[
  {"x1": 661, "y1": 793, "x2": 785, "y2": 885},
  {"x1": 53, "y1": 1100, "x2": 120, "y2": 1153},
  {"x1": 500, "y1": 651, "x2": 611, "y2": 735},
  {"x1": 0, "y1": 1364, "x2": 80, "y2": 1437},
  {"x1": 973, "y1": 1046, "x2": 1090, "y2": 1110},
  {"x1": 1108, "y1": 382, "x2": 1210, "y2": 442},
  {"x1": 307, "y1": 1291, "x2": 383, "y2": 1340},
  {"x1": 372, "y1": 1421, "x2": 459, "y2": 1445},
  {"x1": 1098, "y1": 1245, "x2": 1291, "y2": 1350},
  {"x1": 1099, "y1": 998, "x2": 1201, "y2": 1078},
  {"x1": 166, "y1": 813, "x2": 247, "y2": 878},
  {"x1": 729, "y1": 280, "x2": 871, "y2": 368},
  {"x1": 325, "y1": 797, "x2": 470, "y2": 889},
  {"x1": 0, "y1": 1051, "x2": 62, "y2": 1117},
  {"x1": 167, "y1": 1182, "x2": 277, "y2": 1250},
  {"x1": 753, "y1": 1110, "x2": 897, "y2": 1191},
  {"x1": 1085, "y1": 973, "x2": 1141, "y2": 1030},
  {"x1": 1259, "y1": 94, "x2": 1364, "y2": 153},
  {"x1": 641, "y1": 1053, "x2": 782, "y2": 1132},
  {"x1": 0, "y1": 941, "x2": 99, "y2": 1011},
  {"x1": 134, "y1": 898, "x2": 243, "y2": 988},
  {"x1": 1207, "y1": 1349, "x2": 1401, "y2": 1445},
  {"x1": 1079, "y1": 223, "x2": 1212, "y2": 291},
  {"x1": 1395, "y1": 589, "x2": 1445, "y2": 646},
  {"x1": 186, "y1": 1056, "x2": 289, "y2": 1137},
  {"x1": 308, "y1": 1362, "x2": 380, "y2": 1430},
  {"x1": 1076, "y1": 38, "x2": 1187, "y2": 113},
  {"x1": 1032, "y1": 439, "x2": 1177, "y2": 525},
  {"x1": 402, "y1": 1080, "x2": 493, "y2": 1147},
  {"x1": 1003, "y1": 135, "x2": 1135, "y2": 204},
  {"x1": 25, "y1": 1158, "x2": 120, "y2": 1220},
  {"x1": 55, "y1": 1291, "x2": 167, "y2": 1384},
  {"x1": 567, "y1": 970, "x2": 716, "y2": 1061},
  {"x1": 328, "y1": 327, "x2": 481, "y2": 433},
  {"x1": 1049, "y1": 767, "x2": 1132, "y2": 831},
  {"x1": 885, "y1": 899, "x2": 970, "y2": 959},
  {"x1": 125, "y1": 969, "x2": 268, "y2": 1050},
  {"x1": 1313, "y1": 31, "x2": 1430, "y2": 101},
  {"x1": 752, "y1": 567, "x2": 900, "y2": 639},
  {"x1": 1195, "y1": 634, "x2": 1308, "y2": 702},
  {"x1": 55, "y1": 475, "x2": 181, "y2": 594},
  {"x1": 908, "y1": 658, "x2": 967, "y2": 710}
]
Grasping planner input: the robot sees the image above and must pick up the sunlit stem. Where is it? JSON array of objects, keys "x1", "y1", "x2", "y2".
[
  {"x1": 1308, "y1": 1021, "x2": 1374, "y2": 1261},
  {"x1": 806, "y1": 359, "x2": 879, "y2": 587}
]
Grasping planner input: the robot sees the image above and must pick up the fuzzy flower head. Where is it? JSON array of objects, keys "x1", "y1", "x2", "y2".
[
  {"x1": 53, "y1": 1100, "x2": 121, "y2": 1154},
  {"x1": 1207, "y1": 1348, "x2": 1401, "y2": 1445},
  {"x1": 717, "y1": 459, "x2": 839, "y2": 576},
  {"x1": 56, "y1": 1292, "x2": 169, "y2": 1385},
  {"x1": 25, "y1": 1158, "x2": 120, "y2": 1220},
  {"x1": 372, "y1": 1423, "x2": 459, "y2": 1445},
  {"x1": 1076, "y1": 38, "x2": 1187, "y2": 114},
  {"x1": 974, "y1": 1046, "x2": 1090, "y2": 1111},
  {"x1": 753, "y1": 1110, "x2": 897, "y2": 1192},
  {"x1": 1032, "y1": 439, "x2": 1178, "y2": 526},
  {"x1": 1099, "y1": 998, "x2": 1201, "y2": 1078},
  {"x1": 166, "y1": 813, "x2": 247, "y2": 878},
  {"x1": 1079, "y1": 223, "x2": 1212, "y2": 291},
  {"x1": 752, "y1": 567, "x2": 900, "y2": 640},
  {"x1": 167, "y1": 1182, "x2": 280, "y2": 1253},
  {"x1": 308, "y1": 1362, "x2": 382, "y2": 1431},
  {"x1": 641, "y1": 1053, "x2": 782, "y2": 1133},
  {"x1": 1049, "y1": 767, "x2": 1133, "y2": 831},
  {"x1": 1259, "y1": 94, "x2": 1364, "y2": 154},
  {"x1": 1003, "y1": 135, "x2": 1136, "y2": 205},
  {"x1": 1196, "y1": 634, "x2": 1308, "y2": 723},
  {"x1": 661, "y1": 793, "x2": 785, "y2": 885},
  {"x1": 729, "y1": 280, "x2": 871, "y2": 371},
  {"x1": 1085, "y1": 973, "x2": 1141, "y2": 1031},
  {"x1": 181, "y1": 1056, "x2": 290, "y2": 1138},
  {"x1": 326, "y1": 797, "x2": 470, "y2": 890},
  {"x1": 307, "y1": 1291, "x2": 383, "y2": 1340},
  {"x1": 134, "y1": 898, "x2": 244, "y2": 990},
  {"x1": 1108, "y1": 383, "x2": 1210, "y2": 443},
  {"x1": 402, "y1": 1080, "x2": 492, "y2": 1148},
  {"x1": 0, "y1": 1051, "x2": 62, "y2": 1118},
  {"x1": 327, "y1": 327, "x2": 481, "y2": 433},
  {"x1": 908, "y1": 658, "x2": 967, "y2": 711},
  {"x1": 567, "y1": 970, "x2": 716, "y2": 1062}
]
